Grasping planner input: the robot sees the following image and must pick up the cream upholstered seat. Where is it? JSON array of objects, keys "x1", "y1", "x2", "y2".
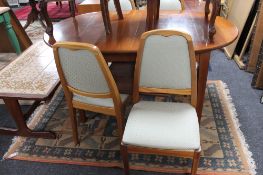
[
  {"x1": 122, "y1": 101, "x2": 200, "y2": 150},
  {"x1": 53, "y1": 42, "x2": 129, "y2": 145},
  {"x1": 121, "y1": 30, "x2": 201, "y2": 175}
]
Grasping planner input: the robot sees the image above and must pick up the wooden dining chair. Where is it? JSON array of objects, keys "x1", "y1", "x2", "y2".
[
  {"x1": 53, "y1": 42, "x2": 129, "y2": 145},
  {"x1": 121, "y1": 30, "x2": 201, "y2": 175}
]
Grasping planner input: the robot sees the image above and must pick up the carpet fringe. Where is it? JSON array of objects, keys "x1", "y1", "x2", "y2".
[{"x1": 220, "y1": 81, "x2": 257, "y2": 175}]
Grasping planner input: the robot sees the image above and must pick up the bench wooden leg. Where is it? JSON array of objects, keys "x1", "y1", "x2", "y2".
[{"x1": 0, "y1": 98, "x2": 56, "y2": 139}]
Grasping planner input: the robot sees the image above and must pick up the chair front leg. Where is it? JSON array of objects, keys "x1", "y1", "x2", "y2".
[
  {"x1": 191, "y1": 149, "x2": 201, "y2": 175},
  {"x1": 121, "y1": 144, "x2": 130, "y2": 175}
]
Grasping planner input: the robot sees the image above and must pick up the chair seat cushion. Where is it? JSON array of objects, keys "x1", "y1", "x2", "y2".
[
  {"x1": 73, "y1": 93, "x2": 128, "y2": 107},
  {"x1": 0, "y1": 7, "x2": 10, "y2": 14},
  {"x1": 122, "y1": 101, "x2": 200, "y2": 150}
]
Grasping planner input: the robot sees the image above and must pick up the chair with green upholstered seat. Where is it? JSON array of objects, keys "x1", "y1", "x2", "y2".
[{"x1": 0, "y1": 7, "x2": 21, "y2": 54}]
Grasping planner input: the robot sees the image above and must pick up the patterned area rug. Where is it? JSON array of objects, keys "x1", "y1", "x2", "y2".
[
  {"x1": 14, "y1": 2, "x2": 77, "y2": 20},
  {"x1": 4, "y1": 81, "x2": 255, "y2": 175}
]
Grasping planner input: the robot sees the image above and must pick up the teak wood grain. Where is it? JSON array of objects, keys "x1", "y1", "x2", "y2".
[{"x1": 44, "y1": 10, "x2": 238, "y2": 55}]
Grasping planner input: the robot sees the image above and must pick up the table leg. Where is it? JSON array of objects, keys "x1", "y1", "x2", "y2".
[
  {"x1": 0, "y1": 98, "x2": 56, "y2": 139},
  {"x1": 196, "y1": 52, "x2": 211, "y2": 122},
  {"x1": 100, "y1": 0, "x2": 112, "y2": 34},
  {"x1": 24, "y1": 0, "x2": 46, "y2": 29},
  {"x1": 113, "y1": 0, "x2": 124, "y2": 20}
]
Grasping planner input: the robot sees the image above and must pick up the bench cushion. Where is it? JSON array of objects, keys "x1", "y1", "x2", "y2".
[{"x1": 0, "y1": 7, "x2": 10, "y2": 14}]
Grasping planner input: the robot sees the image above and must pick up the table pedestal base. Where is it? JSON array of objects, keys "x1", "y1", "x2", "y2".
[{"x1": 24, "y1": 0, "x2": 46, "y2": 30}]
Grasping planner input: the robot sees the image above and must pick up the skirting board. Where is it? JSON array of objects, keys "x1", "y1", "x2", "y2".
[
  {"x1": 224, "y1": 0, "x2": 255, "y2": 58},
  {"x1": 233, "y1": 54, "x2": 246, "y2": 69}
]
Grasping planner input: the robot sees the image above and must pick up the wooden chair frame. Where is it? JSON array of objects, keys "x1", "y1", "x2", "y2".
[
  {"x1": 121, "y1": 30, "x2": 201, "y2": 175},
  {"x1": 53, "y1": 42, "x2": 128, "y2": 145}
]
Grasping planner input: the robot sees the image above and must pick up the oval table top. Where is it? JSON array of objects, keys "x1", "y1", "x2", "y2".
[{"x1": 44, "y1": 9, "x2": 238, "y2": 54}]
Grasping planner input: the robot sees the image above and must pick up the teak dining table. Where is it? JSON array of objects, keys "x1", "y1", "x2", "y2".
[{"x1": 44, "y1": 2, "x2": 238, "y2": 120}]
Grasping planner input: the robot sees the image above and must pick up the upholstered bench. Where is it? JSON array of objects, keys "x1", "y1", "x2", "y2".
[{"x1": 0, "y1": 41, "x2": 60, "y2": 139}]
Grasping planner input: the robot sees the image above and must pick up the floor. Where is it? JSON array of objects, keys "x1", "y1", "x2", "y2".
[{"x1": 0, "y1": 48, "x2": 262, "y2": 175}]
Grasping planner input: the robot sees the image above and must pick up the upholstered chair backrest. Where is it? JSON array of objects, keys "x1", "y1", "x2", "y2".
[
  {"x1": 140, "y1": 33, "x2": 191, "y2": 89},
  {"x1": 160, "y1": 0, "x2": 184, "y2": 11},
  {"x1": 57, "y1": 47, "x2": 110, "y2": 94},
  {"x1": 134, "y1": 30, "x2": 197, "y2": 106},
  {"x1": 53, "y1": 42, "x2": 122, "y2": 107},
  {"x1": 108, "y1": 0, "x2": 135, "y2": 11}
]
